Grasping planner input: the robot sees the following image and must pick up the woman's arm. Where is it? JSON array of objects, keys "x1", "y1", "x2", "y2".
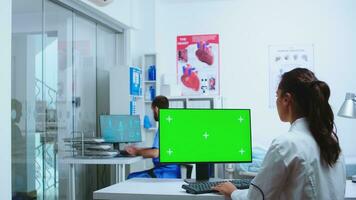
[{"x1": 215, "y1": 140, "x2": 289, "y2": 200}]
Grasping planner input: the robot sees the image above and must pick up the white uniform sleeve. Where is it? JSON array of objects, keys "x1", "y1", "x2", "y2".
[
  {"x1": 231, "y1": 189, "x2": 248, "y2": 200},
  {"x1": 231, "y1": 139, "x2": 289, "y2": 200}
]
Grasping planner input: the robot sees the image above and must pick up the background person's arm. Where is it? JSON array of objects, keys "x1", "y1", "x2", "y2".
[
  {"x1": 126, "y1": 146, "x2": 159, "y2": 158},
  {"x1": 137, "y1": 148, "x2": 158, "y2": 158}
]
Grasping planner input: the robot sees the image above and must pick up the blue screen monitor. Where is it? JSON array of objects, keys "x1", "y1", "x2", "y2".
[{"x1": 100, "y1": 115, "x2": 142, "y2": 143}]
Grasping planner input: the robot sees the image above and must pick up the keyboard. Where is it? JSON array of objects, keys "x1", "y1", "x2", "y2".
[
  {"x1": 117, "y1": 150, "x2": 135, "y2": 157},
  {"x1": 182, "y1": 179, "x2": 252, "y2": 194}
]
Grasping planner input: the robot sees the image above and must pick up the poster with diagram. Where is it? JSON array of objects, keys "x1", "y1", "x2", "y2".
[
  {"x1": 177, "y1": 34, "x2": 220, "y2": 96},
  {"x1": 269, "y1": 45, "x2": 314, "y2": 108}
]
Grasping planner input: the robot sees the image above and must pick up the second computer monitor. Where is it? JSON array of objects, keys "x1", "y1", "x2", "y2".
[{"x1": 100, "y1": 115, "x2": 142, "y2": 143}]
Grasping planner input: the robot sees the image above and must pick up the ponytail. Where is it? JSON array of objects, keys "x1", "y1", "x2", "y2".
[
  {"x1": 308, "y1": 81, "x2": 341, "y2": 167},
  {"x1": 279, "y1": 68, "x2": 341, "y2": 167}
]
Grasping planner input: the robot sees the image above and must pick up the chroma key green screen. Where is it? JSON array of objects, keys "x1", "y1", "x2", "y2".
[{"x1": 159, "y1": 109, "x2": 252, "y2": 163}]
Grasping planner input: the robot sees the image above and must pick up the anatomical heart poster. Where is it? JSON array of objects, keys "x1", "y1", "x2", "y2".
[{"x1": 177, "y1": 34, "x2": 220, "y2": 96}]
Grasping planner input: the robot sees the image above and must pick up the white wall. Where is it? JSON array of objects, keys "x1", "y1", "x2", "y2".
[
  {"x1": 82, "y1": 0, "x2": 156, "y2": 65},
  {"x1": 82, "y1": 0, "x2": 356, "y2": 157},
  {"x1": 156, "y1": 0, "x2": 356, "y2": 157},
  {"x1": 0, "y1": 0, "x2": 12, "y2": 199},
  {"x1": 80, "y1": 0, "x2": 133, "y2": 27},
  {"x1": 131, "y1": 0, "x2": 156, "y2": 65}
]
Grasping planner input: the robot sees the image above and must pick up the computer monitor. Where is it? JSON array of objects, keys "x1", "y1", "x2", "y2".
[
  {"x1": 159, "y1": 109, "x2": 252, "y2": 181},
  {"x1": 100, "y1": 115, "x2": 142, "y2": 143}
]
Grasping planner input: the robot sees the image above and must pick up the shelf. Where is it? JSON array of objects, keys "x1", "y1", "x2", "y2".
[
  {"x1": 145, "y1": 127, "x2": 158, "y2": 131},
  {"x1": 144, "y1": 101, "x2": 152, "y2": 103},
  {"x1": 144, "y1": 81, "x2": 156, "y2": 84},
  {"x1": 144, "y1": 53, "x2": 156, "y2": 57},
  {"x1": 130, "y1": 95, "x2": 143, "y2": 98}
]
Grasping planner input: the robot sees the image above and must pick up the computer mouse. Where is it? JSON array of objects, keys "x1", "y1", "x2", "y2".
[{"x1": 352, "y1": 175, "x2": 356, "y2": 183}]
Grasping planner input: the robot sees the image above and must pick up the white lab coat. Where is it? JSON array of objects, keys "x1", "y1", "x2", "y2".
[{"x1": 232, "y1": 118, "x2": 346, "y2": 200}]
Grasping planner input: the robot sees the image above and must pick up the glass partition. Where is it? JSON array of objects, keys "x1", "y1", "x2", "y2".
[
  {"x1": 12, "y1": 0, "x2": 120, "y2": 199},
  {"x1": 44, "y1": 1, "x2": 74, "y2": 199},
  {"x1": 12, "y1": 0, "x2": 43, "y2": 198}
]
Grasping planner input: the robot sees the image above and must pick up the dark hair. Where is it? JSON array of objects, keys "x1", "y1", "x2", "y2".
[
  {"x1": 152, "y1": 95, "x2": 169, "y2": 109},
  {"x1": 278, "y1": 68, "x2": 341, "y2": 167}
]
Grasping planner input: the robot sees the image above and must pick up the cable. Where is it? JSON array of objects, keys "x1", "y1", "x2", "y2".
[{"x1": 250, "y1": 182, "x2": 265, "y2": 200}]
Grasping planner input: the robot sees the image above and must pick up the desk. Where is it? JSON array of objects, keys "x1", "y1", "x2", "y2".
[
  {"x1": 345, "y1": 180, "x2": 356, "y2": 200},
  {"x1": 93, "y1": 178, "x2": 224, "y2": 200},
  {"x1": 94, "y1": 178, "x2": 356, "y2": 200},
  {"x1": 61, "y1": 156, "x2": 143, "y2": 200}
]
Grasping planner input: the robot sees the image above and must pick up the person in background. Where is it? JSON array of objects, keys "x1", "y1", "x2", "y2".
[
  {"x1": 214, "y1": 68, "x2": 346, "y2": 200},
  {"x1": 126, "y1": 95, "x2": 181, "y2": 178}
]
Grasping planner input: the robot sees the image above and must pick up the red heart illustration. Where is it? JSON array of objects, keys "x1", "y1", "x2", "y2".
[
  {"x1": 181, "y1": 74, "x2": 200, "y2": 91},
  {"x1": 196, "y1": 41, "x2": 214, "y2": 65},
  {"x1": 181, "y1": 65, "x2": 200, "y2": 91}
]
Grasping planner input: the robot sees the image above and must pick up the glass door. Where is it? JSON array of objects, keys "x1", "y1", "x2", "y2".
[
  {"x1": 72, "y1": 14, "x2": 98, "y2": 200},
  {"x1": 44, "y1": 1, "x2": 74, "y2": 199},
  {"x1": 96, "y1": 25, "x2": 117, "y2": 131},
  {"x1": 96, "y1": 24, "x2": 117, "y2": 188},
  {"x1": 12, "y1": 0, "x2": 43, "y2": 199},
  {"x1": 73, "y1": 15, "x2": 97, "y2": 136}
]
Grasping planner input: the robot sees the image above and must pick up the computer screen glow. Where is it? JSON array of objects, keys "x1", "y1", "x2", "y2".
[{"x1": 100, "y1": 115, "x2": 142, "y2": 143}]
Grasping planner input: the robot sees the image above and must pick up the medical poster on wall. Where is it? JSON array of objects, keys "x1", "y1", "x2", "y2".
[
  {"x1": 177, "y1": 34, "x2": 220, "y2": 96},
  {"x1": 269, "y1": 44, "x2": 314, "y2": 108}
]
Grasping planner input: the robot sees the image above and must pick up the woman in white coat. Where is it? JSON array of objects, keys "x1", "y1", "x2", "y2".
[{"x1": 213, "y1": 68, "x2": 346, "y2": 200}]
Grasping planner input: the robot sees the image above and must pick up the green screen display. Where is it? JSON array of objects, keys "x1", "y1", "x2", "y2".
[{"x1": 159, "y1": 109, "x2": 252, "y2": 163}]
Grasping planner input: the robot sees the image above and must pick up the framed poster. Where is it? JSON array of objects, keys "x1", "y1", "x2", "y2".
[
  {"x1": 177, "y1": 34, "x2": 220, "y2": 96},
  {"x1": 269, "y1": 44, "x2": 314, "y2": 108}
]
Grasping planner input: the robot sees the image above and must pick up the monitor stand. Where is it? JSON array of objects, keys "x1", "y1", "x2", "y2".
[
  {"x1": 184, "y1": 163, "x2": 222, "y2": 184},
  {"x1": 113, "y1": 143, "x2": 120, "y2": 151}
]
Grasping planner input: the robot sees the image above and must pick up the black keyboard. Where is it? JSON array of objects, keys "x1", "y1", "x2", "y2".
[
  {"x1": 116, "y1": 150, "x2": 134, "y2": 157},
  {"x1": 182, "y1": 179, "x2": 252, "y2": 194},
  {"x1": 119, "y1": 150, "x2": 130, "y2": 156}
]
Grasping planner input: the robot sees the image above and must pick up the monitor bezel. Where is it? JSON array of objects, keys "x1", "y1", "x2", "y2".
[
  {"x1": 99, "y1": 114, "x2": 143, "y2": 143},
  {"x1": 158, "y1": 108, "x2": 253, "y2": 164}
]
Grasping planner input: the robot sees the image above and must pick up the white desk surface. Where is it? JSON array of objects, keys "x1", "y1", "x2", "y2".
[
  {"x1": 60, "y1": 156, "x2": 143, "y2": 165},
  {"x1": 93, "y1": 178, "x2": 225, "y2": 200},
  {"x1": 94, "y1": 178, "x2": 356, "y2": 200},
  {"x1": 346, "y1": 180, "x2": 356, "y2": 199}
]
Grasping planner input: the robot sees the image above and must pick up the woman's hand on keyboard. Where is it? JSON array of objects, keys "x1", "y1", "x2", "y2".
[{"x1": 212, "y1": 182, "x2": 237, "y2": 198}]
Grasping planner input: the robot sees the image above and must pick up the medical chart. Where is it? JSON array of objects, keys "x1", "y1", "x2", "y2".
[{"x1": 269, "y1": 45, "x2": 314, "y2": 108}]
